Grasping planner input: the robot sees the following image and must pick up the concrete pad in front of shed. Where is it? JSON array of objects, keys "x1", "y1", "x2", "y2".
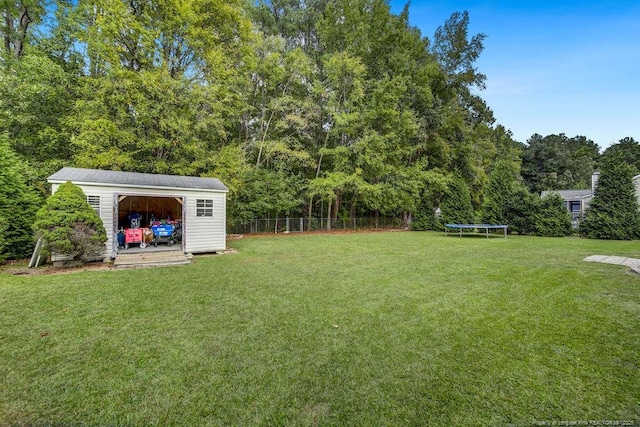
[{"x1": 114, "y1": 250, "x2": 190, "y2": 268}]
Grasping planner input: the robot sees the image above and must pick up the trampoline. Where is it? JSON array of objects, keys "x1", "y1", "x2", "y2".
[{"x1": 445, "y1": 224, "x2": 508, "y2": 238}]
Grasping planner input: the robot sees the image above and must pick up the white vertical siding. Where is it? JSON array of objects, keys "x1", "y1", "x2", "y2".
[{"x1": 184, "y1": 193, "x2": 226, "y2": 253}]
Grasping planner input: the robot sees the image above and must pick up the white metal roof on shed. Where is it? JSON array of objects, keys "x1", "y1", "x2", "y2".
[{"x1": 48, "y1": 167, "x2": 228, "y2": 192}]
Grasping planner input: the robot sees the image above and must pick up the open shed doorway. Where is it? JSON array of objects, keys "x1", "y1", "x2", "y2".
[{"x1": 116, "y1": 195, "x2": 185, "y2": 252}]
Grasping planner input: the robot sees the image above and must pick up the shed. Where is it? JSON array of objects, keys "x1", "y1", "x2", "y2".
[{"x1": 47, "y1": 167, "x2": 228, "y2": 260}]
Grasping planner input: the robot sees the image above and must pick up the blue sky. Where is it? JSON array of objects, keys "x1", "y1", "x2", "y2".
[{"x1": 390, "y1": 0, "x2": 639, "y2": 150}]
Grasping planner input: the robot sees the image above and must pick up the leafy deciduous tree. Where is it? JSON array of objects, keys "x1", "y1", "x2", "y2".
[
  {"x1": 1, "y1": 0, "x2": 45, "y2": 60},
  {"x1": 521, "y1": 133, "x2": 599, "y2": 194},
  {"x1": 69, "y1": 0, "x2": 251, "y2": 175},
  {"x1": 0, "y1": 53, "x2": 75, "y2": 176}
]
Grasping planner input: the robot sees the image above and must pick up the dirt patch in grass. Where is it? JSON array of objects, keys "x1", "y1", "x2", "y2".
[{"x1": 1, "y1": 259, "x2": 113, "y2": 276}]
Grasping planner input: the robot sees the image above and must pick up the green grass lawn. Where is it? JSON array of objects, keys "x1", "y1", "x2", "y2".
[{"x1": 1, "y1": 232, "x2": 639, "y2": 426}]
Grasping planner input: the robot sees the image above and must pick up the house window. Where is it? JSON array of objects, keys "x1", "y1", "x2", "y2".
[
  {"x1": 87, "y1": 195, "x2": 101, "y2": 216},
  {"x1": 569, "y1": 201, "x2": 581, "y2": 212},
  {"x1": 196, "y1": 199, "x2": 214, "y2": 217}
]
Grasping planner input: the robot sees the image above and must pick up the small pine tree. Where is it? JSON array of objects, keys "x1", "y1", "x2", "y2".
[
  {"x1": 440, "y1": 175, "x2": 474, "y2": 224},
  {"x1": 0, "y1": 134, "x2": 41, "y2": 261},
  {"x1": 33, "y1": 181, "x2": 107, "y2": 265},
  {"x1": 536, "y1": 193, "x2": 573, "y2": 237},
  {"x1": 505, "y1": 187, "x2": 540, "y2": 235},
  {"x1": 481, "y1": 161, "x2": 518, "y2": 225},
  {"x1": 410, "y1": 170, "x2": 449, "y2": 231},
  {"x1": 481, "y1": 161, "x2": 541, "y2": 234},
  {"x1": 579, "y1": 162, "x2": 640, "y2": 240},
  {"x1": 411, "y1": 196, "x2": 440, "y2": 231}
]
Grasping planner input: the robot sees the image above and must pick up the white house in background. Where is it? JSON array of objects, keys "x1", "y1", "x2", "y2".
[
  {"x1": 541, "y1": 172, "x2": 640, "y2": 227},
  {"x1": 47, "y1": 167, "x2": 228, "y2": 260}
]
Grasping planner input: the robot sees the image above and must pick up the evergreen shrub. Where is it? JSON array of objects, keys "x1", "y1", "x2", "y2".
[
  {"x1": 440, "y1": 175, "x2": 475, "y2": 225},
  {"x1": 504, "y1": 187, "x2": 539, "y2": 235},
  {"x1": 536, "y1": 193, "x2": 573, "y2": 237},
  {"x1": 33, "y1": 181, "x2": 107, "y2": 265},
  {"x1": 579, "y1": 162, "x2": 640, "y2": 240}
]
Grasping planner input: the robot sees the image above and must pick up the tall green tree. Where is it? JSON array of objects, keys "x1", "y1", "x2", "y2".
[
  {"x1": 0, "y1": 133, "x2": 41, "y2": 260},
  {"x1": 233, "y1": 167, "x2": 304, "y2": 225},
  {"x1": 0, "y1": 53, "x2": 76, "y2": 177},
  {"x1": 69, "y1": 0, "x2": 252, "y2": 175},
  {"x1": 1, "y1": 0, "x2": 45, "y2": 60},
  {"x1": 599, "y1": 137, "x2": 640, "y2": 175},
  {"x1": 0, "y1": 2, "x2": 81, "y2": 190},
  {"x1": 431, "y1": 10, "x2": 486, "y2": 92},
  {"x1": 580, "y1": 161, "x2": 640, "y2": 240},
  {"x1": 251, "y1": 0, "x2": 326, "y2": 55},
  {"x1": 0, "y1": 0, "x2": 509, "y2": 231},
  {"x1": 430, "y1": 9, "x2": 493, "y2": 130},
  {"x1": 521, "y1": 133, "x2": 599, "y2": 194},
  {"x1": 425, "y1": 10, "x2": 496, "y2": 208},
  {"x1": 244, "y1": 35, "x2": 317, "y2": 174},
  {"x1": 245, "y1": 0, "x2": 500, "y2": 227}
]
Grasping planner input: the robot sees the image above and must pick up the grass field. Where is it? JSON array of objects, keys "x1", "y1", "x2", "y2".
[{"x1": 1, "y1": 231, "x2": 639, "y2": 425}]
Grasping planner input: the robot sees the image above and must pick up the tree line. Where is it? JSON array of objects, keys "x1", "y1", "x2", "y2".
[{"x1": 1, "y1": 0, "x2": 639, "y2": 261}]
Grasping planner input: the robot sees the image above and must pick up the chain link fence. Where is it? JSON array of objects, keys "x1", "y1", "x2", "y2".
[{"x1": 229, "y1": 217, "x2": 406, "y2": 235}]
